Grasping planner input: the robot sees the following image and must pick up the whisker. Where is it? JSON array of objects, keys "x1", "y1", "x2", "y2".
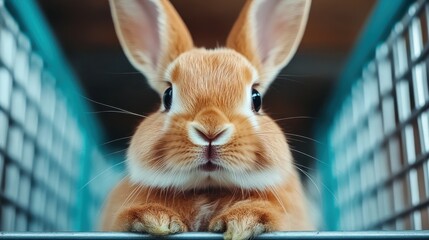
[
  {"x1": 103, "y1": 71, "x2": 141, "y2": 75},
  {"x1": 121, "y1": 183, "x2": 141, "y2": 210},
  {"x1": 269, "y1": 186, "x2": 287, "y2": 213},
  {"x1": 82, "y1": 96, "x2": 147, "y2": 118},
  {"x1": 284, "y1": 133, "x2": 322, "y2": 144},
  {"x1": 231, "y1": 131, "x2": 312, "y2": 144},
  {"x1": 79, "y1": 160, "x2": 127, "y2": 191},
  {"x1": 105, "y1": 148, "x2": 128, "y2": 157},
  {"x1": 124, "y1": 184, "x2": 140, "y2": 207},
  {"x1": 293, "y1": 162, "x2": 314, "y2": 171},
  {"x1": 244, "y1": 116, "x2": 313, "y2": 131},
  {"x1": 295, "y1": 165, "x2": 321, "y2": 195},
  {"x1": 87, "y1": 110, "x2": 144, "y2": 118},
  {"x1": 276, "y1": 73, "x2": 315, "y2": 78},
  {"x1": 101, "y1": 136, "x2": 133, "y2": 146},
  {"x1": 286, "y1": 137, "x2": 306, "y2": 143},
  {"x1": 289, "y1": 148, "x2": 327, "y2": 165},
  {"x1": 317, "y1": 179, "x2": 338, "y2": 202},
  {"x1": 146, "y1": 185, "x2": 154, "y2": 203},
  {"x1": 130, "y1": 184, "x2": 144, "y2": 206},
  {"x1": 272, "y1": 116, "x2": 315, "y2": 122},
  {"x1": 294, "y1": 165, "x2": 338, "y2": 202}
]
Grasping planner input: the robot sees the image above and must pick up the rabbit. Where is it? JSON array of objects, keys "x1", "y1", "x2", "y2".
[{"x1": 100, "y1": 0, "x2": 313, "y2": 239}]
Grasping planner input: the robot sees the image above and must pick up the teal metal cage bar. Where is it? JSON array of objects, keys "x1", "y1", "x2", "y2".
[
  {"x1": 0, "y1": 0, "x2": 121, "y2": 231},
  {"x1": 318, "y1": 0, "x2": 429, "y2": 232}
]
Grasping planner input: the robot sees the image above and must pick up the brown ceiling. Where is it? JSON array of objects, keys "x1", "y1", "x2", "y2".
[
  {"x1": 37, "y1": 0, "x2": 376, "y2": 167},
  {"x1": 37, "y1": 0, "x2": 375, "y2": 52}
]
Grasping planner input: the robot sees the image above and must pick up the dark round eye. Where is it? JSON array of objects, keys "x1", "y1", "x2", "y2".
[
  {"x1": 163, "y1": 87, "x2": 173, "y2": 110},
  {"x1": 252, "y1": 88, "x2": 262, "y2": 112}
]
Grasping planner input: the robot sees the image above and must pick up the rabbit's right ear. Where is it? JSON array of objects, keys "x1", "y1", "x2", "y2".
[
  {"x1": 227, "y1": 0, "x2": 311, "y2": 94},
  {"x1": 109, "y1": 0, "x2": 193, "y2": 93}
]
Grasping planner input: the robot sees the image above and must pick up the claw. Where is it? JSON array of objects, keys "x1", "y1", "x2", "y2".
[{"x1": 116, "y1": 204, "x2": 188, "y2": 235}]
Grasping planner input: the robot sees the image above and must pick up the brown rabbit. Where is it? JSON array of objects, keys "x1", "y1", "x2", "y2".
[{"x1": 101, "y1": 0, "x2": 313, "y2": 239}]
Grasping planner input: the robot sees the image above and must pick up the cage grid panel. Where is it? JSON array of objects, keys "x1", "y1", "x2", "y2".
[
  {"x1": 0, "y1": 0, "x2": 115, "y2": 231},
  {"x1": 325, "y1": 0, "x2": 429, "y2": 231}
]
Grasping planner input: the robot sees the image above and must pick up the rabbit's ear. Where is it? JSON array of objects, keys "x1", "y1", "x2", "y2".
[
  {"x1": 227, "y1": 0, "x2": 311, "y2": 93},
  {"x1": 109, "y1": 0, "x2": 193, "y2": 93}
]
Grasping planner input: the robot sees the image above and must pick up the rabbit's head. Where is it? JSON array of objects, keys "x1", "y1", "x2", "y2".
[{"x1": 109, "y1": 0, "x2": 311, "y2": 190}]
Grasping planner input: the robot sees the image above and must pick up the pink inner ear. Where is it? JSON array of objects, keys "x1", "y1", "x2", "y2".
[
  {"x1": 254, "y1": 0, "x2": 302, "y2": 65},
  {"x1": 255, "y1": 0, "x2": 278, "y2": 63},
  {"x1": 123, "y1": 0, "x2": 161, "y2": 68}
]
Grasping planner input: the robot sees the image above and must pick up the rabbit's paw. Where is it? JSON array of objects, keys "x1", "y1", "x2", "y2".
[
  {"x1": 116, "y1": 203, "x2": 187, "y2": 235},
  {"x1": 209, "y1": 207, "x2": 274, "y2": 240}
]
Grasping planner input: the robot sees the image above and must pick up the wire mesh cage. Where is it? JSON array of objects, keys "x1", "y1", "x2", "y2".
[
  {"x1": 0, "y1": 0, "x2": 119, "y2": 231},
  {"x1": 319, "y1": 0, "x2": 429, "y2": 232}
]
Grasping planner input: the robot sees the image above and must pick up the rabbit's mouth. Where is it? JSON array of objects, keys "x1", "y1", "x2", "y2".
[
  {"x1": 199, "y1": 161, "x2": 222, "y2": 172},
  {"x1": 199, "y1": 145, "x2": 224, "y2": 172}
]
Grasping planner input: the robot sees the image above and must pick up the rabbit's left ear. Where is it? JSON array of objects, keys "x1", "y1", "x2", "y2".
[
  {"x1": 109, "y1": 0, "x2": 193, "y2": 94},
  {"x1": 227, "y1": 0, "x2": 311, "y2": 93}
]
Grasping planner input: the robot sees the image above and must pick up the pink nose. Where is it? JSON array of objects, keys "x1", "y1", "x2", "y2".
[
  {"x1": 194, "y1": 128, "x2": 227, "y2": 143},
  {"x1": 187, "y1": 122, "x2": 234, "y2": 146}
]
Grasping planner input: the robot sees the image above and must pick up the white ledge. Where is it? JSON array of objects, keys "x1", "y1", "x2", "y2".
[{"x1": 0, "y1": 231, "x2": 429, "y2": 239}]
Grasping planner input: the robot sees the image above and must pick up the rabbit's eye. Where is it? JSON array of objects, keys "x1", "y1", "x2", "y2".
[
  {"x1": 252, "y1": 88, "x2": 262, "y2": 112},
  {"x1": 163, "y1": 87, "x2": 173, "y2": 110}
]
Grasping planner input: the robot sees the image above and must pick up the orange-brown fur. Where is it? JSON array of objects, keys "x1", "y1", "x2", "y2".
[
  {"x1": 101, "y1": 175, "x2": 311, "y2": 232},
  {"x1": 103, "y1": 0, "x2": 313, "y2": 239},
  {"x1": 226, "y1": 1, "x2": 258, "y2": 69}
]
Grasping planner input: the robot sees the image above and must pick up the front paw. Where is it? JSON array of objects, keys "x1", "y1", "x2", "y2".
[
  {"x1": 209, "y1": 207, "x2": 274, "y2": 240},
  {"x1": 115, "y1": 203, "x2": 188, "y2": 235}
]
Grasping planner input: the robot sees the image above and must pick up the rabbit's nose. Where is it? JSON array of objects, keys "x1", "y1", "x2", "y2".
[{"x1": 187, "y1": 122, "x2": 234, "y2": 146}]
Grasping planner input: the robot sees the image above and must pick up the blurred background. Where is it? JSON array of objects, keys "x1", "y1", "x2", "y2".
[{"x1": 2, "y1": 0, "x2": 429, "y2": 234}]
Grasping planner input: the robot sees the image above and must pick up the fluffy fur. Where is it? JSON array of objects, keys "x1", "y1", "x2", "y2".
[{"x1": 102, "y1": 0, "x2": 313, "y2": 239}]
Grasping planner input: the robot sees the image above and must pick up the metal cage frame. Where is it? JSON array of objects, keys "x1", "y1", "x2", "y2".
[
  {"x1": 319, "y1": 0, "x2": 429, "y2": 231},
  {"x1": 0, "y1": 0, "x2": 116, "y2": 231}
]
